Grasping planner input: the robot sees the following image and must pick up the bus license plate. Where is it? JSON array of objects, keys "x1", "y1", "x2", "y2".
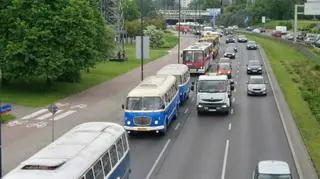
[{"x1": 137, "y1": 128, "x2": 147, "y2": 131}]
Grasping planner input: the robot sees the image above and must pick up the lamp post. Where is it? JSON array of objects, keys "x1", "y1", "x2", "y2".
[
  {"x1": 178, "y1": 0, "x2": 181, "y2": 63},
  {"x1": 140, "y1": 0, "x2": 144, "y2": 81}
]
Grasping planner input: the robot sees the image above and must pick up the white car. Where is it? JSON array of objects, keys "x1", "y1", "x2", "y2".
[
  {"x1": 253, "y1": 160, "x2": 292, "y2": 179},
  {"x1": 253, "y1": 28, "x2": 261, "y2": 33}
]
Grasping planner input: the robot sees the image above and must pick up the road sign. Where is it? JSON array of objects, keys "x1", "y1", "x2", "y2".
[
  {"x1": 0, "y1": 104, "x2": 12, "y2": 114},
  {"x1": 48, "y1": 104, "x2": 59, "y2": 114},
  {"x1": 262, "y1": 16, "x2": 266, "y2": 23},
  {"x1": 244, "y1": 16, "x2": 249, "y2": 23},
  {"x1": 304, "y1": 2, "x2": 320, "y2": 15}
]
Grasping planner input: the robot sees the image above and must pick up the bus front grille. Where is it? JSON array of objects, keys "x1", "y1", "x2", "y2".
[{"x1": 134, "y1": 116, "x2": 151, "y2": 126}]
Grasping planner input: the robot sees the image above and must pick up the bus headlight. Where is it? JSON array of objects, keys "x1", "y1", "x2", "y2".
[
  {"x1": 155, "y1": 120, "x2": 159, "y2": 125},
  {"x1": 222, "y1": 105, "x2": 227, "y2": 108},
  {"x1": 126, "y1": 121, "x2": 131, "y2": 125}
]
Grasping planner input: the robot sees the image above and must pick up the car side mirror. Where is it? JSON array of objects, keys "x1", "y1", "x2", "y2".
[
  {"x1": 231, "y1": 85, "x2": 234, "y2": 91},
  {"x1": 121, "y1": 104, "x2": 124, "y2": 109}
]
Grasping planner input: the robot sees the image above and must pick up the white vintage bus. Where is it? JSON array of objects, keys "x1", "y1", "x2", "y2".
[{"x1": 3, "y1": 122, "x2": 130, "y2": 179}]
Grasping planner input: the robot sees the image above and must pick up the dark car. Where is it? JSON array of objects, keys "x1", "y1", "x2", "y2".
[
  {"x1": 259, "y1": 28, "x2": 266, "y2": 33},
  {"x1": 246, "y1": 41, "x2": 258, "y2": 50},
  {"x1": 272, "y1": 30, "x2": 282, "y2": 37},
  {"x1": 247, "y1": 60, "x2": 263, "y2": 74},
  {"x1": 224, "y1": 47, "x2": 236, "y2": 59},
  {"x1": 226, "y1": 36, "x2": 236, "y2": 43},
  {"x1": 237, "y1": 35, "x2": 248, "y2": 43}
]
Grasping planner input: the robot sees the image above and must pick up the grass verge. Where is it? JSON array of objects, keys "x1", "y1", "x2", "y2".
[
  {"x1": 0, "y1": 32, "x2": 178, "y2": 107},
  {"x1": 262, "y1": 20, "x2": 318, "y2": 30},
  {"x1": 1, "y1": 114, "x2": 15, "y2": 123},
  {"x1": 246, "y1": 34, "x2": 320, "y2": 176}
]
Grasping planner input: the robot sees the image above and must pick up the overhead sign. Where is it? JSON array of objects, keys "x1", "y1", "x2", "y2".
[
  {"x1": 0, "y1": 104, "x2": 12, "y2": 114},
  {"x1": 262, "y1": 16, "x2": 266, "y2": 23},
  {"x1": 207, "y1": 8, "x2": 221, "y2": 16},
  {"x1": 304, "y1": 2, "x2": 320, "y2": 15}
]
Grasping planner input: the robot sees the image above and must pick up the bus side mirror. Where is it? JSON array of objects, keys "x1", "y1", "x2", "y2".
[{"x1": 121, "y1": 104, "x2": 124, "y2": 109}]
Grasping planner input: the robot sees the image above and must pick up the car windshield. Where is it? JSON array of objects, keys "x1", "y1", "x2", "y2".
[
  {"x1": 239, "y1": 35, "x2": 245, "y2": 38},
  {"x1": 183, "y1": 50, "x2": 203, "y2": 62},
  {"x1": 249, "y1": 78, "x2": 264, "y2": 84},
  {"x1": 249, "y1": 61, "x2": 260, "y2": 66},
  {"x1": 248, "y1": 41, "x2": 256, "y2": 45},
  {"x1": 257, "y1": 174, "x2": 292, "y2": 179},
  {"x1": 126, "y1": 97, "x2": 164, "y2": 110},
  {"x1": 226, "y1": 48, "x2": 234, "y2": 53},
  {"x1": 198, "y1": 80, "x2": 227, "y2": 93}
]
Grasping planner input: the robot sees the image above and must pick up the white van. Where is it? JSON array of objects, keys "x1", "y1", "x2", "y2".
[{"x1": 191, "y1": 74, "x2": 234, "y2": 115}]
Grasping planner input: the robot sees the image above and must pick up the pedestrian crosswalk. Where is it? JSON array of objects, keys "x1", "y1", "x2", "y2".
[{"x1": 7, "y1": 103, "x2": 87, "y2": 128}]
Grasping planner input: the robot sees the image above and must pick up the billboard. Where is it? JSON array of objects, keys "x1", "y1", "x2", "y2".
[{"x1": 304, "y1": 2, "x2": 320, "y2": 15}]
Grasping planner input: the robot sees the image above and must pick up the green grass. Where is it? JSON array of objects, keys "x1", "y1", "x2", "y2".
[
  {"x1": 0, "y1": 32, "x2": 177, "y2": 107},
  {"x1": 246, "y1": 34, "x2": 320, "y2": 176},
  {"x1": 1, "y1": 114, "x2": 15, "y2": 123}
]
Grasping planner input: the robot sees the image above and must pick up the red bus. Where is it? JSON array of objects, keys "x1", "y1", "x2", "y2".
[{"x1": 182, "y1": 42, "x2": 213, "y2": 74}]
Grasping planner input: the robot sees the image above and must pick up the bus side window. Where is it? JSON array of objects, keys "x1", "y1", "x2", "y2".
[
  {"x1": 122, "y1": 134, "x2": 128, "y2": 152},
  {"x1": 93, "y1": 160, "x2": 104, "y2": 179},
  {"x1": 101, "y1": 152, "x2": 112, "y2": 176},
  {"x1": 110, "y1": 145, "x2": 118, "y2": 167},
  {"x1": 116, "y1": 139, "x2": 124, "y2": 159},
  {"x1": 85, "y1": 168, "x2": 94, "y2": 179}
]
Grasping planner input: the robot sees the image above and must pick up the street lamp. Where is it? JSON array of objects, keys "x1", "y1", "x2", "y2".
[{"x1": 140, "y1": 0, "x2": 144, "y2": 81}]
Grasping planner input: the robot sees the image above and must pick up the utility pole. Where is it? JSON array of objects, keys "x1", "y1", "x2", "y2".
[
  {"x1": 178, "y1": 0, "x2": 181, "y2": 63},
  {"x1": 294, "y1": 4, "x2": 305, "y2": 43},
  {"x1": 140, "y1": 0, "x2": 144, "y2": 81}
]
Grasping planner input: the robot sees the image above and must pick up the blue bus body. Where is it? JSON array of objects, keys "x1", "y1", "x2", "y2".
[
  {"x1": 124, "y1": 94, "x2": 179, "y2": 134},
  {"x1": 109, "y1": 152, "x2": 131, "y2": 179},
  {"x1": 178, "y1": 78, "x2": 191, "y2": 103}
]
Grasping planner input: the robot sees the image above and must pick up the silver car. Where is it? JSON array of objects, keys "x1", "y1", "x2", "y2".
[
  {"x1": 247, "y1": 76, "x2": 267, "y2": 96},
  {"x1": 253, "y1": 160, "x2": 292, "y2": 179}
]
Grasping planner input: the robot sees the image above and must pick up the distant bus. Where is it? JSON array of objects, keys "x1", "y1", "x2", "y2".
[
  {"x1": 122, "y1": 75, "x2": 179, "y2": 135},
  {"x1": 199, "y1": 32, "x2": 220, "y2": 58},
  {"x1": 156, "y1": 64, "x2": 191, "y2": 104},
  {"x1": 182, "y1": 42, "x2": 213, "y2": 74},
  {"x1": 3, "y1": 122, "x2": 131, "y2": 179}
]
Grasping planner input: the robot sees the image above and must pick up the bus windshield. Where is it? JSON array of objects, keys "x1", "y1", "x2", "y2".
[
  {"x1": 126, "y1": 97, "x2": 165, "y2": 110},
  {"x1": 198, "y1": 80, "x2": 227, "y2": 93},
  {"x1": 257, "y1": 174, "x2": 292, "y2": 179},
  {"x1": 183, "y1": 50, "x2": 203, "y2": 62}
]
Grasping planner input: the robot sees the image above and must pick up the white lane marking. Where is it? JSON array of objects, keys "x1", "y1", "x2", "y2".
[
  {"x1": 50, "y1": 110, "x2": 76, "y2": 121},
  {"x1": 21, "y1": 109, "x2": 48, "y2": 120},
  {"x1": 70, "y1": 104, "x2": 87, "y2": 109},
  {"x1": 26, "y1": 121, "x2": 48, "y2": 128},
  {"x1": 35, "y1": 110, "x2": 63, "y2": 120},
  {"x1": 234, "y1": 88, "x2": 237, "y2": 92},
  {"x1": 175, "y1": 123, "x2": 181, "y2": 130},
  {"x1": 236, "y1": 74, "x2": 238, "y2": 79},
  {"x1": 146, "y1": 139, "x2": 171, "y2": 179},
  {"x1": 258, "y1": 48, "x2": 305, "y2": 177},
  {"x1": 56, "y1": 102, "x2": 69, "y2": 107},
  {"x1": 228, "y1": 123, "x2": 232, "y2": 131},
  {"x1": 7, "y1": 120, "x2": 28, "y2": 127},
  {"x1": 184, "y1": 108, "x2": 189, "y2": 114},
  {"x1": 230, "y1": 108, "x2": 234, "y2": 115},
  {"x1": 232, "y1": 97, "x2": 235, "y2": 103},
  {"x1": 221, "y1": 140, "x2": 230, "y2": 179},
  {"x1": 237, "y1": 70, "x2": 239, "y2": 73},
  {"x1": 234, "y1": 81, "x2": 237, "y2": 85}
]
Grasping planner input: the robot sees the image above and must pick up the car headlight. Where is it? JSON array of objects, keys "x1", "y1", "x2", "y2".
[
  {"x1": 126, "y1": 121, "x2": 131, "y2": 125},
  {"x1": 258, "y1": 67, "x2": 262, "y2": 70},
  {"x1": 154, "y1": 120, "x2": 159, "y2": 125},
  {"x1": 198, "y1": 104, "x2": 203, "y2": 108},
  {"x1": 222, "y1": 105, "x2": 227, "y2": 108},
  {"x1": 262, "y1": 87, "x2": 266, "y2": 91}
]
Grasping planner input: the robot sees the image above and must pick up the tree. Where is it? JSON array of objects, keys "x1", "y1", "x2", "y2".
[
  {"x1": 144, "y1": 25, "x2": 165, "y2": 48},
  {"x1": 0, "y1": 0, "x2": 114, "y2": 84},
  {"x1": 125, "y1": 20, "x2": 140, "y2": 37},
  {"x1": 134, "y1": 0, "x2": 158, "y2": 18},
  {"x1": 188, "y1": 0, "x2": 220, "y2": 10},
  {"x1": 123, "y1": 0, "x2": 140, "y2": 21}
]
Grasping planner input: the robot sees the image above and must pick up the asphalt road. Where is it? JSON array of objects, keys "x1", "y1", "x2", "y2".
[{"x1": 2, "y1": 34, "x2": 301, "y2": 179}]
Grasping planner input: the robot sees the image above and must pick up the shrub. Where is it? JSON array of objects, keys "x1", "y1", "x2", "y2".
[{"x1": 144, "y1": 25, "x2": 165, "y2": 48}]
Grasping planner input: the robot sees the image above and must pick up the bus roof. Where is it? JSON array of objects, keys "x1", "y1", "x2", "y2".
[
  {"x1": 198, "y1": 74, "x2": 228, "y2": 81},
  {"x1": 127, "y1": 75, "x2": 176, "y2": 97},
  {"x1": 156, "y1": 64, "x2": 189, "y2": 76},
  {"x1": 3, "y1": 122, "x2": 125, "y2": 179},
  {"x1": 183, "y1": 42, "x2": 211, "y2": 51}
]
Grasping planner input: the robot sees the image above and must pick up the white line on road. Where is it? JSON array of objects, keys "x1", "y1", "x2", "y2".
[
  {"x1": 230, "y1": 108, "x2": 234, "y2": 115},
  {"x1": 232, "y1": 97, "x2": 235, "y2": 103},
  {"x1": 234, "y1": 88, "x2": 237, "y2": 92},
  {"x1": 228, "y1": 123, "x2": 232, "y2": 131},
  {"x1": 21, "y1": 109, "x2": 48, "y2": 120},
  {"x1": 35, "y1": 110, "x2": 63, "y2": 120},
  {"x1": 237, "y1": 70, "x2": 239, "y2": 73},
  {"x1": 184, "y1": 108, "x2": 189, "y2": 114},
  {"x1": 175, "y1": 123, "x2": 181, "y2": 130},
  {"x1": 49, "y1": 110, "x2": 76, "y2": 121},
  {"x1": 146, "y1": 139, "x2": 171, "y2": 179},
  {"x1": 221, "y1": 140, "x2": 230, "y2": 179}
]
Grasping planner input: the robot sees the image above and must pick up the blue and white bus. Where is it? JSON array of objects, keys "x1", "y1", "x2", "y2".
[
  {"x1": 156, "y1": 64, "x2": 191, "y2": 104},
  {"x1": 122, "y1": 75, "x2": 179, "y2": 135},
  {"x1": 3, "y1": 122, "x2": 131, "y2": 179}
]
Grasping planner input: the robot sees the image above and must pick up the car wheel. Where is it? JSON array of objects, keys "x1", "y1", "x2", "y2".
[{"x1": 197, "y1": 111, "x2": 202, "y2": 116}]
